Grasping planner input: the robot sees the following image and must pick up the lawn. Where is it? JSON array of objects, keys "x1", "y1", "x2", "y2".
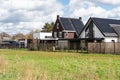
[{"x1": 0, "y1": 49, "x2": 120, "y2": 80}]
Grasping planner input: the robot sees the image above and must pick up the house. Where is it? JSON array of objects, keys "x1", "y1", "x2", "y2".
[
  {"x1": 33, "y1": 32, "x2": 57, "y2": 50},
  {"x1": 0, "y1": 32, "x2": 11, "y2": 41},
  {"x1": 13, "y1": 33, "x2": 25, "y2": 41},
  {"x1": 52, "y1": 15, "x2": 84, "y2": 49},
  {"x1": 18, "y1": 39, "x2": 32, "y2": 48},
  {"x1": 79, "y1": 17, "x2": 120, "y2": 43}
]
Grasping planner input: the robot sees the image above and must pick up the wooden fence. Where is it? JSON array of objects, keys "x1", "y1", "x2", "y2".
[{"x1": 88, "y1": 42, "x2": 120, "y2": 54}]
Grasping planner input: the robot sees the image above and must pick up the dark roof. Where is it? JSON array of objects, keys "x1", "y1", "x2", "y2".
[
  {"x1": 60, "y1": 17, "x2": 84, "y2": 36},
  {"x1": 112, "y1": 25, "x2": 120, "y2": 36},
  {"x1": 2, "y1": 40, "x2": 19, "y2": 46},
  {"x1": 91, "y1": 17, "x2": 120, "y2": 37}
]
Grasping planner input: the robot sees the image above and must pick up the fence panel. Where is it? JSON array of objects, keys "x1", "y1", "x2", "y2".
[
  {"x1": 101, "y1": 43, "x2": 105, "y2": 53},
  {"x1": 88, "y1": 43, "x2": 94, "y2": 53},
  {"x1": 88, "y1": 42, "x2": 120, "y2": 54},
  {"x1": 115, "y1": 43, "x2": 120, "y2": 54},
  {"x1": 105, "y1": 43, "x2": 114, "y2": 53}
]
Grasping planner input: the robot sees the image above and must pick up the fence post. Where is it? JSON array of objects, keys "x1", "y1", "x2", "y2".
[
  {"x1": 114, "y1": 42, "x2": 115, "y2": 54},
  {"x1": 104, "y1": 42, "x2": 106, "y2": 54},
  {"x1": 100, "y1": 42, "x2": 101, "y2": 53}
]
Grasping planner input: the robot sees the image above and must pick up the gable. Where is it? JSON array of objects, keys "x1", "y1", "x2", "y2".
[
  {"x1": 79, "y1": 18, "x2": 92, "y2": 38},
  {"x1": 79, "y1": 18, "x2": 105, "y2": 38},
  {"x1": 52, "y1": 18, "x2": 64, "y2": 32}
]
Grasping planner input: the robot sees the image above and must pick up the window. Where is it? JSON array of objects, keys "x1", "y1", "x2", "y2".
[
  {"x1": 85, "y1": 29, "x2": 89, "y2": 38},
  {"x1": 66, "y1": 32, "x2": 68, "y2": 38},
  {"x1": 93, "y1": 30, "x2": 94, "y2": 38},
  {"x1": 111, "y1": 40, "x2": 115, "y2": 42},
  {"x1": 57, "y1": 23, "x2": 59, "y2": 29},
  {"x1": 54, "y1": 32, "x2": 57, "y2": 38},
  {"x1": 59, "y1": 32, "x2": 62, "y2": 38}
]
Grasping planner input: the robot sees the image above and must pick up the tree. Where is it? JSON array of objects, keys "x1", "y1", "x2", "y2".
[
  {"x1": 26, "y1": 30, "x2": 34, "y2": 39},
  {"x1": 34, "y1": 29, "x2": 41, "y2": 33},
  {"x1": 41, "y1": 22, "x2": 54, "y2": 32},
  {"x1": 25, "y1": 29, "x2": 41, "y2": 39},
  {"x1": 12, "y1": 32, "x2": 25, "y2": 40}
]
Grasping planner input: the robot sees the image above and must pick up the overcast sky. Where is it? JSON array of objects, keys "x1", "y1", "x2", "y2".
[{"x1": 0, "y1": 0, "x2": 120, "y2": 35}]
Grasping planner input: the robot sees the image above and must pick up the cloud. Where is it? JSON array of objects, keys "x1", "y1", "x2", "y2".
[
  {"x1": 94, "y1": 0, "x2": 120, "y2": 5},
  {"x1": 107, "y1": 7, "x2": 120, "y2": 18},
  {"x1": 0, "y1": 0, "x2": 63, "y2": 34},
  {"x1": 75, "y1": 0, "x2": 120, "y2": 5},
  {"x1": 67, "y1": 0, "x2": 120, "y2": 23},
  {"x1": 0, "y1": 0, "x2": 120, "y2": 35}
]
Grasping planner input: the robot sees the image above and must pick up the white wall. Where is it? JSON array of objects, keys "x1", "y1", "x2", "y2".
[
  {"x1": 19, "y1": 39, "x2": 27, "y2": 48},
  {"x1": 93, "y1": 24, "x2": 104, "y2": 38},
  {"x1": 104, "y1": 37, "x2": 118, "y2": 42},
  {"x1": 33, "y1": 32, "x2": 52, "y2": 39},
  {"x1": 80, "y1": 29, "x2": 85, "y2": 38}
]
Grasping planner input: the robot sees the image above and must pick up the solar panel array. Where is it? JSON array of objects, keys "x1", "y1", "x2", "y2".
[
  {"x1": 60, "y1": 17, "x2": 84, "y2": 35},
  {"x1": 71, "y1": 19, "x2": 84, "y2": 35},
  {"x1": 60, "y1": 18, "x2": 74, "y2": 30},
  {"x1": 112, "y1": 26, "x2": 120, "y2": 36}
]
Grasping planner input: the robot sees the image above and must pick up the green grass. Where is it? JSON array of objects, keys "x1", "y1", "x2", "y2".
[{"x1": 0, "y1": 49, "x2": 120, "y2": 80}]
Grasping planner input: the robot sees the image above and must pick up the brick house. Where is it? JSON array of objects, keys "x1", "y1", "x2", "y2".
[{"x1": 52, "y1": 15, "x2": 84, "y2": 49}]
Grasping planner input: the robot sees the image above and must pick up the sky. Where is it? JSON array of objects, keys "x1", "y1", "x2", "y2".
[{"x1": 0, "y1": 0, "x2": 120, "y2": 35}]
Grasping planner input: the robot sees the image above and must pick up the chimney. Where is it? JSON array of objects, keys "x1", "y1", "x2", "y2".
[
  {"x1": 57, "y1": 15, "x2": 60, "y2": 19},
  {"x1": 79, "y1": 17, "x2": 82, "y2": 20}
]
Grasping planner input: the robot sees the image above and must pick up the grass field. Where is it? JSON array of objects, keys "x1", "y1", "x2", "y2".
[{"x1": 0, "y1": 49, "x2": 120, "y2": 80}]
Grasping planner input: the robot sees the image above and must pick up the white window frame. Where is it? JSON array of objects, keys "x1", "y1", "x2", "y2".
[
  {"x1": 85, "y1": 29, "x2": 89, "y2": 38},
  {"x1": 57, "y1": 23, "x2": 59, "y2": 29},
  {"x1": 59, "y1": 32, "x2": 62, "y2": 38},
  {"x1": 54, "y1": 32, "x2": 57, "y2": 38},
  {"x1": 66, "y1": 32, "x2": 68, "y2": 38}
]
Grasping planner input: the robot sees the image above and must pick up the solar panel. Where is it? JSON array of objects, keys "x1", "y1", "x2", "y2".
[
  {"x1": 94, "y1": 18, "x2": 120, "y2": 32},
  {"x1": 112, "y1": 26, "x2": 120, "y2": 36},
  {"x1": 71, "y1": 19, "x2": 84, "y2": 34},
  {"x1": 60, "y1": 18, "x2": 74, "y2": 30}
]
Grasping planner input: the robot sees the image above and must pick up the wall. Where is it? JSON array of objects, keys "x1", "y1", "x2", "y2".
[
  {"x1": 33, "y1": 32, "x2": 52, "y2": 39},
  {"x1": 80, "y1": 29, "x2": 85, "y2": 38},
  {"x1": 63, "y1": 32, "x2": 75, "y2": 38},
  {"x1": 104, "y1": 37, "x2": 118, "y2": 42},
  {"x1": 93, "y1": 23, "x2": 104, "y2": 38}
]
